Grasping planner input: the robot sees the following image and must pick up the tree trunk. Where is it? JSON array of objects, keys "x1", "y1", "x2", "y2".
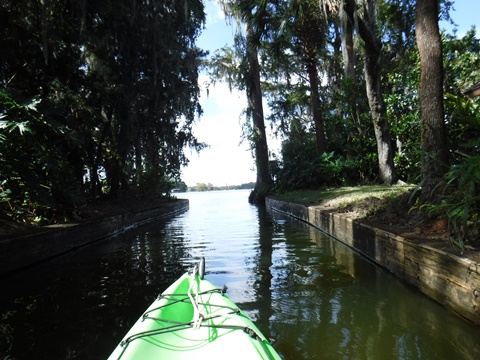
[
  {"x1": 415, "y1": 0, "x2": 449, "y2": 198},
  {"x1": 340, "y1": 1, "x2": 355, "y2": 79},
  {"x1": 340, "y1": 0, "x2": 360, "y2": 159},
  {"x1": 304, "y1": 49, "x2": 326, "y2": 155},
  {"x1": 364, "y1": 46, "x2": 396, "y2": 185},
  {"x1": 343, "y1": 0, "x2": 396, "y2": 185},
  {"x1": 245, "y1": 21, "x2": 272, "y2": 204}
]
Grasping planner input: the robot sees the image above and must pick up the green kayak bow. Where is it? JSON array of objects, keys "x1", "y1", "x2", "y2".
[{"x1": 107, "y1": 258, "x2": 282, "y2": 359}]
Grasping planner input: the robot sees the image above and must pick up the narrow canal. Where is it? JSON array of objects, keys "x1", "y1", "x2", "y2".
[{"x1": 1, "y1": 190, "x2": 479, "y2": 359}]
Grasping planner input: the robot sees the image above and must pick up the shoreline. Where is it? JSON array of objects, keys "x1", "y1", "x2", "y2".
[
  {"x1": 2, "y1": 194, "x2": 478, "y2": 326},
  {"x1": 266, "y1": 196, "x2": 480, "y2": 326},
  {"x1": 0, "y1": 199, "x2": 189, "y2": 277}
]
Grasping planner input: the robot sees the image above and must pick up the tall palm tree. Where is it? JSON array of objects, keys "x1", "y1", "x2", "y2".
[{"x1": 247, "y1": 0, "x2": 328, "y2": 156}]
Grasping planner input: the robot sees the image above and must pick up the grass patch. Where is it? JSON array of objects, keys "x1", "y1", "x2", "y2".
[{"x1": 274, "y1": 185, "x2": 415, "y2": 215}]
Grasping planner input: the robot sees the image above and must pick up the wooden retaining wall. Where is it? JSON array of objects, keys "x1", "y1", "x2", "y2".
[
  {"x1": 0, "y1": 200, "x2": 188, "y2": 277},
  {"x1": 266, "y1": 197, "x2": 480, "y2": 326}
]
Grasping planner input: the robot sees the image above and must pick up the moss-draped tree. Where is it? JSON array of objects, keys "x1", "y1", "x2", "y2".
[{"x1": 0, "y1": 0, "x2": 206, "y2": 222}]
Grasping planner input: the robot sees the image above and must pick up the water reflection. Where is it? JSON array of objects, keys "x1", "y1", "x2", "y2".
[
  {"x1": 0, "y1": 217, "x2": 189, "y2": 359},
  {"x1": 0, "y1": 190, "x2": 479, "y2": 359},
  {"x1": 266, "y1": 215, "x2": 480, "y2": 360}
]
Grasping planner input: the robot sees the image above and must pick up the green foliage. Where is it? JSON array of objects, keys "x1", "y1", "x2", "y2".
[
  {"x1": 420, "y1": 155, "x2": 480, "y2": 250},
  {"x1": 207, "y1": 46, "x2": 246, "y2": 93},
  {"x1": 444, "y1": 156, "x2": 480, "y2": 249},
  {"x1": 1, "y1": 91, "x2": 49, "y2": 222},
  {"x1": 326, "y1": 78, "x2": 374, "y2": 153},
  {"x1": 273, "y1": 130, "x2": 357, "y2": 192},
  {"x1": 194, "y1": 183, "x2": 214, "y2": 192},
  {"x1": 445, "y1": 94, "x2": 480, "y2": 158},
  {"x1": 378, "y1": 0, "x2": 417, "y2": 59},
  {"x1": 0, "y1": 0, "x2": 206, "y2": 223},
  {"x1": 172, "y1": 181, "x2": 188, "y2": 193},
  {"x1": 414, "y1": 29, "x2": 480, "y2": 249},
  {"x1": 443, "y1": 29, "x2": 480, "y2": 160},
  {"x1": 443, "y1": 28, "x2": 480, "y2": 95},
  {"x1": 384, "y1": 50, "x2": 422, "y2": 182},
  {"x1": 419, "y1": 95, "x2": 480, "y2": 249},
  {"x1": 2, "y1": 0, "x2": 479, "y2": 230},
  {"x1": 0, "y1": 88, "x2": 87, "y2": 222}
]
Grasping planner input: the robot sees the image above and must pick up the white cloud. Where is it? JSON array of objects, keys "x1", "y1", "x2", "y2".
[
  {"x1": 182, "y1": 80, "x2": 255, "y2": 187},
  {"x1": 203, "y1": 0, "x2": 226, "y2": 27},
  {"x1": 199, "y1": 76, "x2": 245, "y2": 113}
]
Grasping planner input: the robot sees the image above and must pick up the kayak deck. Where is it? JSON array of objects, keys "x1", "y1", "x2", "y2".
[{"x1": 107, "y1": 264, "x2": 281, "y2": 359}]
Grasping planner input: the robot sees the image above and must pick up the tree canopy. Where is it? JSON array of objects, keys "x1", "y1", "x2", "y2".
[
  {"x1": 2, "y1": 0, "x2": 480, "y2": 248},
  {"x1": 206, "y1": 1, "x2": 478, "y2": 188},
  {"x1": 204, "y1": 0, "x2": 479, "y2": 247},
  {"x1": 1, "y1": 0, "x2": 206, "y2": 222}
]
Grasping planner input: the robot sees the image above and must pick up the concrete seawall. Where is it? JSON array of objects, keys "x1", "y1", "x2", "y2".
[
  {"x1": 0, "y1": 199, "x2": 188, "y2": 276},
  {"x1": 266, "y1": 197, "x2": 480, "y2": 326}
]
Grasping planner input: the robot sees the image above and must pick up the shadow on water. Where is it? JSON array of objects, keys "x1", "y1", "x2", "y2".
[
  {"x1": 1, "y1": 190, "x2": 479, "y2": 359},
  {"x1": 0, "y1": 218, "x2": 191, "y2": 359},
  {"x1": 239, "y1": 204, "x2": 275, "y2": 339}
]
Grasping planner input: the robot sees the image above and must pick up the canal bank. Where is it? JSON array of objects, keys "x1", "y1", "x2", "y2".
[
  {"x1": 0, "y1": 199, "x2": 188, "y2": 276},
  {"x1": 267, "y1": 196, "x2": 480, "y2": 326}
]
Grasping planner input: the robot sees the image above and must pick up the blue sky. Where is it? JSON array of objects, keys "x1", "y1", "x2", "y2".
[
  {"x1": 440, "y1": 0, "x2": 479, "y2": 35},
  {"x1": 181, "y1": 0, "x2": 480, "y2": 188}
]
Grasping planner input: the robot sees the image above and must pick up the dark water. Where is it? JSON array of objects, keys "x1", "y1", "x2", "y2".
[{"x1": 1, "y1": 190, "x2": 479, "y2": 359}]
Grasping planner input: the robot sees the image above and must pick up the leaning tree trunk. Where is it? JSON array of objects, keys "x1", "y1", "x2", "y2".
[
  {"x1": 415, "y1": 0, "x2": 449, "y2": 199},
  {"x1": 245, "y1": 21, "x2": 273, "y2": 205},
  {"x1": 364, "y1": 45, "x2": 396, "y2": 185}
]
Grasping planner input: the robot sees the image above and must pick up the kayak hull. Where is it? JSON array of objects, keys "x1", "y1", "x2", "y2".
[{"x1": 107, "y1": 270, "x2": 281, "y2": 359}]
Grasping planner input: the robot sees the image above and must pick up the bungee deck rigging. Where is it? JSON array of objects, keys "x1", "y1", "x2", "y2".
[{"x1": 107, "y1": 258, "x2": 282, "y2": 360}]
